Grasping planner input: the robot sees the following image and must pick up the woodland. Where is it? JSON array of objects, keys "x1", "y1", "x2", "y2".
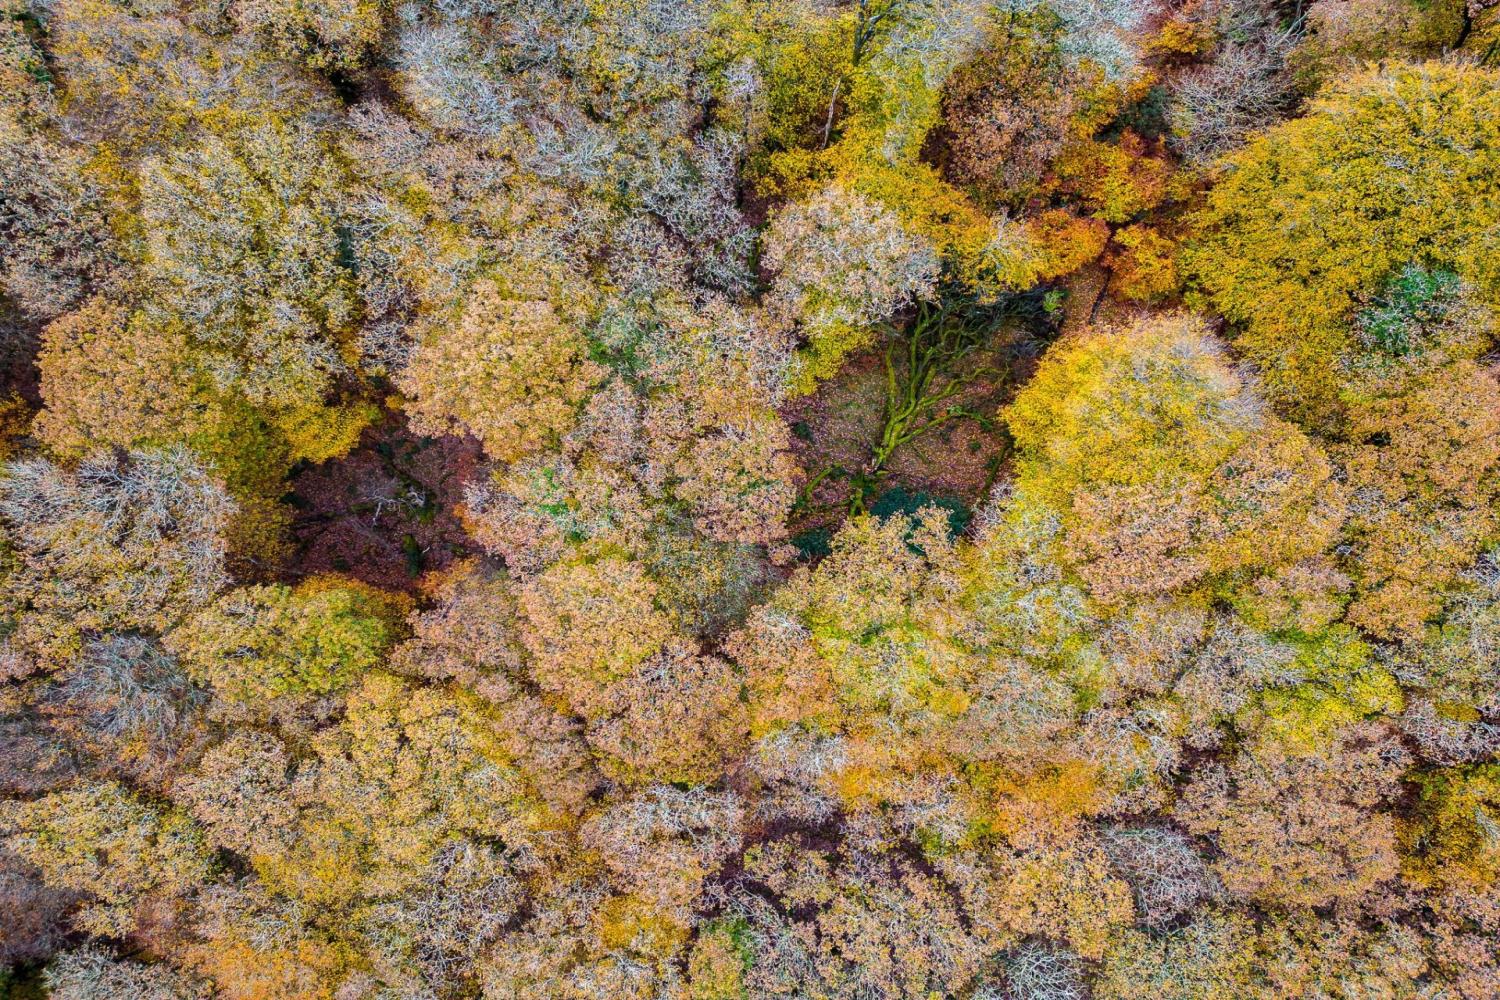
[{"x1": 2, "y1": 0, "x2": 1500, "y2": 997}]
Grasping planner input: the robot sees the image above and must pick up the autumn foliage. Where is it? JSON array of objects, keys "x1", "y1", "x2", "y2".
[{"x1": 2, "y1": 1, "x2": 1499, "y2": 998}]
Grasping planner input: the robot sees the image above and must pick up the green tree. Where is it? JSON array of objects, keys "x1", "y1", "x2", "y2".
[{"x1": 165, "y1": 579, "x2": 398, "y2": 706}]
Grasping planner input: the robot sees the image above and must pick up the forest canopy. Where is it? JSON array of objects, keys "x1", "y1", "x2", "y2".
[{"x1": 2, "y1": 0, "x2": 1500, "y2": 998}]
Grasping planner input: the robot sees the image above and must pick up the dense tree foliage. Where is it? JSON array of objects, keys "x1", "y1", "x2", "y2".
[{"x1": 2, "y1": 0, "x2": 1499, "y2": 997}]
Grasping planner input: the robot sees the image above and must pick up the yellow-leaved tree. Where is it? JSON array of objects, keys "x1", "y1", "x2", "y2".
[
  {"x1": 1003, "y1": 312, "x2": 1345, "y2": 607},
  {"x1": 1185, "y1": 60, "x2": 1500, "y2": 426},
  {"x1": 1185, "y1": 60, "x2": 1500, "y2": 636}
]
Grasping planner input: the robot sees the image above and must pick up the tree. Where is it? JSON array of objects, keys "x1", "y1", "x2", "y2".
[
  {"x1": 479, "y1": 869, "x2": 693, "y2": 1000},
  {"x1": 0, "y1": 849, "x2": 81, "y2": 969},
  {"x1": 458, "y1": 289, "x2": 799, "y2": 588},
  {"x1": 0, "y1": 780, "x2": 212, "y2": 936},
  {"x1": 38, "y1": 0, "x2": 332, "y2": 152},
  {"x1": 1176, "y1": 723, "x2": 1407, "y2": 908},
  {"x1": 245, "y1": 672, "x2": 552, "y2": 915},
  {"x1": 0, "y1": 0, "x2": 120, "y2": 317},
  {"x1": 0, "y1": 123, "x2": 118, "y2": 320},
  {"x1": 1002, "y1": 312, "x2": 1344, "y2": 605},
  {"x1": 997, "y1": 943, "x2": 1089, "y2": 1000},
  {"x1": 388, "y1": 560, "x2": 527, "y2": 688},
  {"x1": 33, "y1": 299, "x2": 203, "y2": 459},
  {"x1": 722, "y1": 832, "x2": 998, "y2": 1000},
  {"x1": 46, "y1": 945, "x2": 208, "y2": 1000},
  {"x1": 934, "y1": 654, "x2": 1077, "y2": 773},
  {"x1": 1292, "y1": 0, "x2": 1465, "y2": 90},
  {"x1": 1166, "y1": 3, "x2": 1296, "y2": 165},
  {"x1": 637, "y1": 128, "x2": 758, "y2": 296},
  {"x1": 1099, "y1": 825, "x2": 1220, "y2": 929},
  {"x1": 1052, "y1": 132, "x2": 1170, "y2": 224},
  {"x1": 1106, "y1": 225, "x2": 1179, "y2": 302},
  {"x1": 658, "y1": 393, "x2": 800, "y2": 549},
  {"x1": 1197, "y1": 135, "x2": 1500, "y2": 636},
  {"x1": 390, "y1": 562, "x2": 601, "y2": 815},
  {"x1": 49, "y1": 634, "x2": 204, "y2": 780},
  {"x1": 360, "y1": 837, "x2": 526, "y2": 994},
  {"x1": 1335, "y1": 363, "x2": 1500, "y2": 637},
  {"x1": 398, "y1": 274, "x2": 603, "y2": 463},
  {"x1": 1402, "y1": 765, "x2": 1500, "y2": 890},
  {"x1": 233, "y1": 0, "x2": 385, "y2": 70},
  {"x1": 174, "y1": 731, "x2": 297, "y2": 860},
  {"x1": 1399, "y1": 696, "x2": 1500, "y2": 768},
  {"x1": 393, "y1": 18, "x2": 524, "y2": 140},
  {"x1": 733, "y1": 508, "x2": 972, "y2": 756},
  {"x1": 517, "y1": 555, "x2": 674, "y2": 715},
  {"x1": 580, "y1": 786, "x2": 743, "y2": 922},
  {"x1": 1406, "y1": 552, "x2": 1500, "y2": 716},
  {"x1": 687, "y1": 919, "x2": 752, "y2": 1000},
  {"x1": 138, "y1": 117, "x2": 359, "y2": 408},
  {"x1": 165, "y1": 578, "x2": 398, "y2": 708},
  {"x1": 1039, "y1": 0, "x2": 1160, "y2": 79},
  {"x1": 1094, "y1": 912, "x2": 1256, "y2": 1000},
  {"x1": 583, "y1": 640, "x2": 749, "y2": 786},
  {"x1": 939, "y1": 13, "x2": 1078, "y2": 205},
  {"x1": 1250, "y1": 912, "x2": 1435, "y2": 999},
  {"x1": 762, "y1": 182, "x2": 940, "y2": 393},
  {"x1": 989, "y1": 839, "x2": 1135, "y2": 960},
  {"x1": 185, "y1": 881, "x2": 353, "y2": 1000},
  {"x1": 1185, "y1": 61, "x2": 1500, "y2": 426},
  {"x1": 0, "y1": 447, "x2": 232, "y2": 666}
]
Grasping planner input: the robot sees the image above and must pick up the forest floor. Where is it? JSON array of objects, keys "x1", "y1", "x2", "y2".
[
  {"x1": 0, "y1": 301, "x2": 42, "y2": 406},
  {"x1": 780, "y1": 268, "x2": 1145, "y2": 554},
  {"x1": 780, "y1": 336, "x2": 1021, "y2": 551},
  {"x1": 285, "y1": 415, "x2": 483, "y2": 591}
]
